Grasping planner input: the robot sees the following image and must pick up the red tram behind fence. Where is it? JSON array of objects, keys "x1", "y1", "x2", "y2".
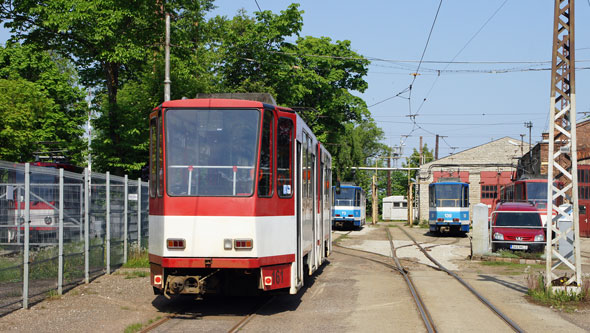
[{"x1": 148, "y1": 98, "x2": 332, "y2": 297}]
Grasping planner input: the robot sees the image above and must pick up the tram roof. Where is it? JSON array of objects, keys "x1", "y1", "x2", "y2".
[
  {"x1": 431, "y1": 181, "x2": 468, "y2": 186},
  {"x1": 160, "y1": 98, "x2": 277, "y2": 109}
]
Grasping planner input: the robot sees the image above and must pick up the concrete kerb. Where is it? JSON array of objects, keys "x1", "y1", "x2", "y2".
[{"x1": 470, "y1": 255, "x2": 543, "y2": 265}]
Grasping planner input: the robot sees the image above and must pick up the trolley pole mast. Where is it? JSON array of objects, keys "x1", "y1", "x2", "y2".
[
  {"x1": 164, "y1": 12, "x2": 171, "y2": 102},
  {"x1": 545, "y1": 0, "x2": 582, "y2": 290}
]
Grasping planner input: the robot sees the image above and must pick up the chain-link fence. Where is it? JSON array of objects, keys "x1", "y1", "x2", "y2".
[{"x1": 0, "y1": 161, "x2": 148, "y2": 316}]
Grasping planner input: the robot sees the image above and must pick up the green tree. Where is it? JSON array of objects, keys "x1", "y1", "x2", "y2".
[
  {"x1": 2, "y1": 0, "x2": 215, "y2": 174},
  {"x1": 0, "y1": 42, "x2": 86, "y2": 163},
  {"x1": 0, "y1": 78, "x2": 55, "y2": 161}
]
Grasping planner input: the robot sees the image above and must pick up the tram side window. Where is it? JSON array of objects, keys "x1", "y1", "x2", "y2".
[
  {"x1": 149, "y1": 117, "x2": 157, "y2": 198},
  {"x1": 307, "y1": 136, "x2": 314, "y2": 199},
  {"x1": 258, "y1": 110, "x2": 274, "y2": 197},
  {"x1": 277, "y1": 118, "x2": 293, "y2": 198},
  {"x1": 157, "y1": 114, "x2": 163, "y2": 197}
]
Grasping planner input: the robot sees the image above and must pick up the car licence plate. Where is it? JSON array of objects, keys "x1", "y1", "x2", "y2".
[{"x1": 510, "y1": 244, "x2": 528, "y2": 250}]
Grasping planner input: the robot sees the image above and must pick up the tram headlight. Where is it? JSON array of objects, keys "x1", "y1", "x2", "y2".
[
  {"x1": 493, "y1": 232, "x2": 504, "y2": 241},
  {"x1": 224, "y1": 238, "x2": 233, "y2": 250},
  {"x1": 44, "y1": 216, "x2": 52, "y2": 225},
  {"x1": 18, "y1": 217, "x2": 25, "y2": 225}
]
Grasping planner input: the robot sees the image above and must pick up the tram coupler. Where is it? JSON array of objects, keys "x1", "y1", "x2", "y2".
[{"x1": 163, "y1": 269, "x2": 220, "y2": 299}]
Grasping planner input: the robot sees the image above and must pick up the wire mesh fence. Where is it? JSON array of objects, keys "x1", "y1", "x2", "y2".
[{"x1": 0, "y1": 161, "x2": 148, "y2": 316}]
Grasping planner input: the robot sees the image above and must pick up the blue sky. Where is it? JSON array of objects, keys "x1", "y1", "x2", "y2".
[{"x1": 2, "y1": 1, "x2": 589, "y2": 161}]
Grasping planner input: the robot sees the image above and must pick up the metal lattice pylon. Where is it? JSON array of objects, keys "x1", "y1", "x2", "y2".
[{"x1": 545, "y1": 0, "x2": 582, "y2": 289}]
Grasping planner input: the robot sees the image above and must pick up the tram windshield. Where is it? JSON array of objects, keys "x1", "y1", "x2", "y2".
[
  {"x1": 165, "y1": 108, "x2": 260, "y2": 196},
  {"x1": 430, "y1": 184, "x2": 468, "y2": 208},
  {"x1": 526, "y1": 182, "x2": 547, "y2": 200},
  {"x1": 334, "y1": 187, "x2": 356, "y2": 206}
]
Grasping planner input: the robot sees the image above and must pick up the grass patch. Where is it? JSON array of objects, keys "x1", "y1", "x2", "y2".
[
  {"x1": 46, "y1": 289, "x2": 62, "y2": 301},
  {"x1": 122, "y1": 270, "x2": 148, "y2": 279},
  {"x1": 124, "y1": 316, "x2": 163, "y2": 333},
  {"x1": 495, "y1": 250, "x2": 519, "y2": 259},
  {"x1": 0, "y1": 255, "x2": 22, "y2": 282},
  {"x1": 495, "y1": 249, "x2": 543, "y2": 260},
  {"x1": 527, "y1": 274, "x2": 590, "y2": 310},
  {"x1": 123, "y1": 323, "x2": 143, "y2": 333},
  {"x1": 480, "y1": 260, "x2": 544, "y2": 269},
  {"x1": 333, "y1": 234, "x2": 349, "y2": 244},
  {"x1": 123, "y1": 248, "x2": 149, "y2": 268}
]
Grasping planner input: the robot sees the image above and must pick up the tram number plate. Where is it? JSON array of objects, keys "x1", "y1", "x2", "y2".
[
  {"x1": 510, "y1": 244, "x2": 528, "y2": 250},
  {"x1": 261, "y1": 264, "x2": 291, "y2": 291}
]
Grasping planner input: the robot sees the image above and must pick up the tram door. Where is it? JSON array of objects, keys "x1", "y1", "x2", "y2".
[
  {"x1": 579, "y1": 167, "x2": 590, "y2": 237},
  {"x1": 580, "y1": 205, "x2": 588, "y2": 237}
]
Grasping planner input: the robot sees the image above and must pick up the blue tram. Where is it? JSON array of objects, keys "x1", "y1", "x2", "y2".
[
  {"x1": 428, "y1": 181, "x2": 470, "y2": 234},
  {"x1": 332, "y1": 184, "x2": 366, "y2": 229}
]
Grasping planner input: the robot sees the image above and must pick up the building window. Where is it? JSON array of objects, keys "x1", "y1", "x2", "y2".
[{"x1": 481, "y1": 185, "x2": 497, "y2": 199}]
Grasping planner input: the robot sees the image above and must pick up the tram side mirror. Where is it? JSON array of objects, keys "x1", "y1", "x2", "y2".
[{"x1": 335, "y1": 181, "x2": 341, "y2": 194}]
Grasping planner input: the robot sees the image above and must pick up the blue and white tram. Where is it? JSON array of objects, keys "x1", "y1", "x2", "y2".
[
  {"x1": 428, "y1": 181, "x2": 470, "y2": 234},
  {"x1": 331, "y1": 184, "x2": 366, "y2": 229}
]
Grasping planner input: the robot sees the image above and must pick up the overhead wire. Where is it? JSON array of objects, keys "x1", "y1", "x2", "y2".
[
  {"x1": 397, "y1": 0, "x2": 444, "y2": 153},
  {"x1": 406, "y1": 0, "x2": 511, "y2": 154}
]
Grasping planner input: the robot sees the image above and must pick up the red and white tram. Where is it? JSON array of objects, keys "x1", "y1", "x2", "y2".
[{"x1": 148, "y1": 98, "x2": 332, "y2": 296}]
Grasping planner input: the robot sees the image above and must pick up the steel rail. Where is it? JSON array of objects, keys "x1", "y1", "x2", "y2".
[
  {"x1": 227, "y1": 296, "x2": 275, "y2": 333},
  {"x1": 386, "y1": 228, "x2": 436, "y2": 333},
  {"x1": 140, "y1": 295, "x2": 275, "y2": 333},
  {"x1": 332, "y1": 245, "x2": 401, "y2": 273},
  {"x1": 398, "y1": 226, "x2": 524, "y2": 333}
]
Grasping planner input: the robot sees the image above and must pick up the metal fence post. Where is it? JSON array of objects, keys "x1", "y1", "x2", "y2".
[
  {"x1": 123, "y1": 175, "x2": 128, "y2": 263},
  {"x1": 137, "y1": 178, "x2": 141, "y2": 250},
  {"x1": 58, "y1": 168, "x2": 64, "y2": 295},
  {"x1": 84, "y1": 168, "x2": 90, "y2": 284},
  {"x1": 106, "y1": 172, "x2": 110, "y2": 274},
  {"x1": 23, "y1": 163, "x2": 30, "y2": 309}
]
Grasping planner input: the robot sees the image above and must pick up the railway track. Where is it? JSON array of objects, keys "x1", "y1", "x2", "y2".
[
  {"x1": 389, "y1": 226, "x2": 524, "y2": 333},
  {"x1": 140, "y1": 295, "x2": 275, "y2": 333}
]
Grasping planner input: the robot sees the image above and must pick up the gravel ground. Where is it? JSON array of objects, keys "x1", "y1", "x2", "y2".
[
  {"x1": 0, "y1": 224, "x2": 589, "y2": 332},
  {"x1": 0, "y1": 269, "x2": 160, "y2": 333}
]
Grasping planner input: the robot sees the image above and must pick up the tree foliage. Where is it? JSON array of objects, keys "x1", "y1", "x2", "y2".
[
  {"x1": 0, "y1": 42, "x2": 86, "y2": 163},
  {"x1": 1, "y1": 1, "x2": 388, "y2": 182}
]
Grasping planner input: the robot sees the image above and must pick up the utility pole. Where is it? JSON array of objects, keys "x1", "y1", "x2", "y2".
[
  {"x1": 419, "y1": 136, "x2": 423, "y2": 165},
  {"x1": 435, "y1": 134, "x2": 439, "y2": 160},
  {"x1": 546, "y1": 0, "x2": 582, "y2": 291},
  {"x1": 164, "y1": 13, "x2": 171, "y2": 102},
  {"x1": 407, "y1": 169, "x2": 411, "y2": 226},
  {"x1": 435, "y1": 135, "x2": 447, "y2": 160},
  {"x1": 387, "y1": 156, "x2": 391, "y2": 196},
  {"x1": 372, "y1": 173, "x2": 378, "y2": 225},
  {"x1": 519, "y1": 134, "x2": 525, "y2": 156},
  {"x1": 87, "y1": 89, "x2": 92, "y2": 174},
  {"x1": 524, "y1": 121, "x2": 533, "y2": 157}
]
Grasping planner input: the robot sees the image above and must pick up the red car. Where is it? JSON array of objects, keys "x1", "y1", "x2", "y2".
[{"x1": 491, "y1": 202, "x2": 545, "y2": 252}]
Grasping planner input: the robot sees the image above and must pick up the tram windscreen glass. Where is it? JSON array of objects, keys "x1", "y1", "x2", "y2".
[
  {"x1": 526, "y1": 182, "x2": 547, "y2": 200},
  {"x1": 165, "y1": 108, "x2": 260, "y2": 196},
  {"x1": 434, "y1": 184, "x2": 464, "y2": 207},
  {"x1": 334, "y1": 188, "x2": 355, "y2": 206}
]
